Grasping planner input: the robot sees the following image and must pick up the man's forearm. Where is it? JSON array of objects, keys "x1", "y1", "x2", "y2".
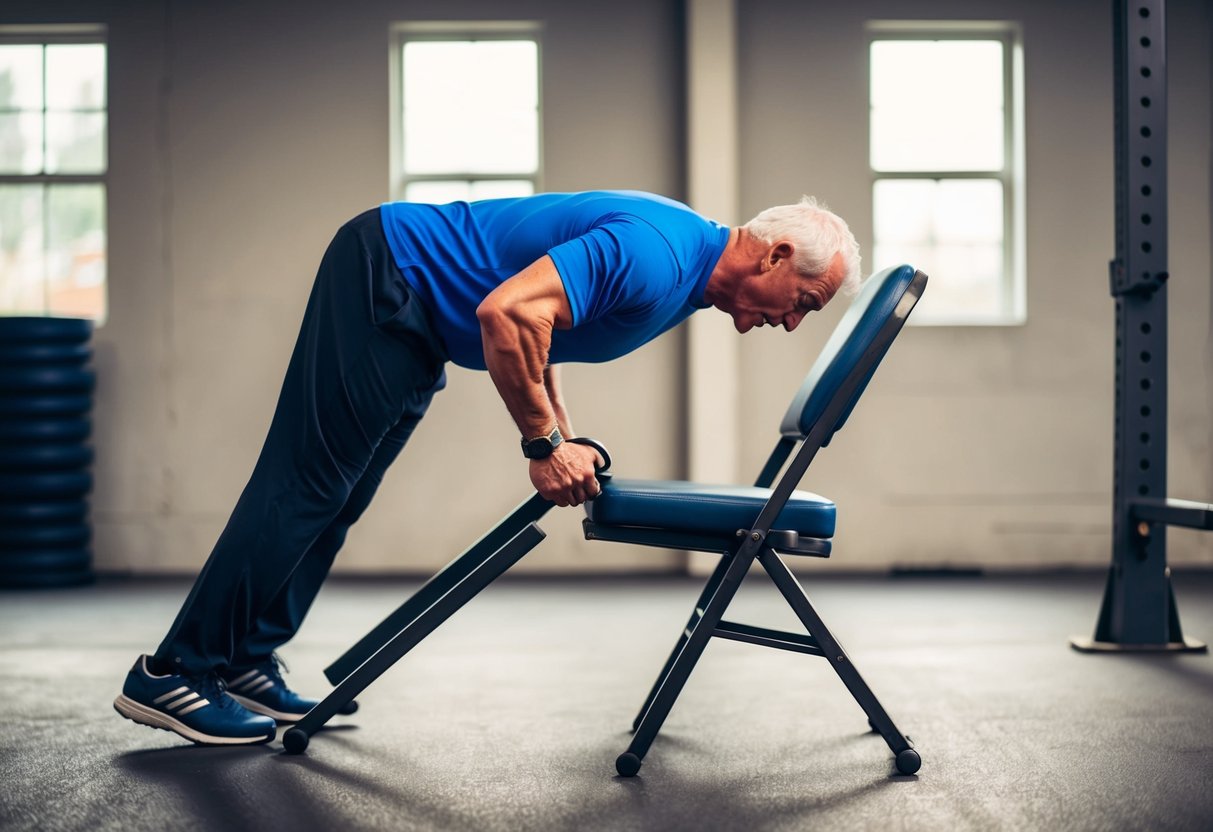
[
  {"x1": 478, "y1": 308, "x2": 558, "y2": 439},
  {"x1": 543, "y1": 365, "x2": 575, "y2": 438}
]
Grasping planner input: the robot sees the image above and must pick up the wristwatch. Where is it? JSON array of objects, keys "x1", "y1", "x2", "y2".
[{"x1": 521, "y1": 425, "x2": 564, "y2": 459}]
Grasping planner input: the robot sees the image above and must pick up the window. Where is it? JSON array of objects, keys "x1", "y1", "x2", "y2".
[
  {"x1": 0, "y1": 26, "x2": 107, "y2": 321},
  {"x1": 869, "y1": 23, "x2": 1024, "y2": 325},
  {"x1": 391, "y1": 22, "x2": 541, "y2": 203}
]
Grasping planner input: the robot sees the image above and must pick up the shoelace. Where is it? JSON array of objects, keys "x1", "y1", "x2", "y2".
[{"x1": 188, "y1": 672, "x2": 232, "y2": 710}]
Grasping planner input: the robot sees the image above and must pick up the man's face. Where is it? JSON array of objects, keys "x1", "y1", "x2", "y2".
[{"x1": 725, "y1": 248, "x2": 844, "y2": 334}]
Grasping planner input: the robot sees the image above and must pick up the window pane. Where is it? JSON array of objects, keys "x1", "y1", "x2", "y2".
[
  {"x1": 46, "y1": 44, "x2": 106, "y2": 109},
  {"x1": 0, "y1": 184, "x2": 46, "y2": 313},
  {"x1": 871, "y1": 40, "x2": 1003, "y2": 171},
  {"x1": 405, "y1": 180, "x2": 474, "y2": 203},
  {"x1": 0, "y1": 112, "x2": 44, "y2": 174},
  {"x1": 403, "y1": 40, "x2": 539, "y2": 174},
  {"x1": 874, "y1": 178, "x2": 1004, "y2": 322},
  {"x1": 468, "y1": 179, "x2": 533, "y2": 200},
  {"x1": 405, "y1": 179, "x2": 534, "y2": 203},
  {"x1": 45, "y1": 112, "x2": 106, "y2": 173},
  {"x1": 0, "y1": 45, "x2": 43, "y2": 109},
  {"x1": 47, "y1": 184, "x2": 106, "y2": 319}
]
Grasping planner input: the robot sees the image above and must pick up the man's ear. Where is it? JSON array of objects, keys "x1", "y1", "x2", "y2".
[{"x1": 763, "y1": 241, "x2": 795, "y2": 271}]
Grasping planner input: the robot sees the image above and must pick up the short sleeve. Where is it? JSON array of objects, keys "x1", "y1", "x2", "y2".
[{"x1": 546, "y1": 216, "x2": 680, "y2": 327}]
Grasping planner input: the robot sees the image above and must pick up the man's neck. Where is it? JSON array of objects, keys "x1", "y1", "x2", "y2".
[{"x1": 704, "y1": 227, "x2": 756, "y2": 308}]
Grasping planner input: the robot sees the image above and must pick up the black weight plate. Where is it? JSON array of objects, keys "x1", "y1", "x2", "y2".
[
  {"x1": 0, "y1": 444, "x2": 93, "y2": 471},
  {"x1": 0, "y1": 343, "x2": 90, "y2": 367},
  {"x1": 0, "y1": 317, "x2": 92, "y2": 344},
  {"x1": 0, "y1": 367, "x2": 95, "y2": 393},
  {"x1": 0, "y1": 567, "x2": 94, "y2": 588},
  {"x1": 0, "y1": 500, "x2": 88, "y2": 523},
  {"x1": 0, "y1": 471, "x2": 92, "y2": 498},
  {"x1": 0, "y1": 396, "x2": 91, "y2": 417},
  {"x1": 0, "y1": 419, "x2": 90, "y2": 443},
  {"x1": 0, "y1": 548, "x2": 92, "y2": 573},
  {"x1": 0, "y1": 523, "x2": 90, "y2": 548}
]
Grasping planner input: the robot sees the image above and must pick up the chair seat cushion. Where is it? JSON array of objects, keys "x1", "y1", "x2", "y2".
[{"x1": 585, "y1": 478, "x2": 835, "y2": 538}]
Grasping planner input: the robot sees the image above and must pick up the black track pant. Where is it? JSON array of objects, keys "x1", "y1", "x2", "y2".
[{"x1": 155, "y1": 210, "x2": 448, "y2": 676}]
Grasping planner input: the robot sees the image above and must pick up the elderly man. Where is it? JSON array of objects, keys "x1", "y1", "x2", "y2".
[{"x1": 113, "y1": 190, "x2": 861, "y2": 746}]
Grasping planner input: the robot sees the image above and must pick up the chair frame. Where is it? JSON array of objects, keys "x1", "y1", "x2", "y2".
[{"x1": 282, "y1": 269, "x2": 927, "y2": 779}]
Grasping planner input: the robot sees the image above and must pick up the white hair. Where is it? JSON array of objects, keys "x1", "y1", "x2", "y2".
[{"x1": 743, "y1": 196, "x2": 863, "y2": 297}]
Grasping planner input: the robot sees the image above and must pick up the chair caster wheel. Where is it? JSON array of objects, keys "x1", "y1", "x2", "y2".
[
  {"x1": 616, "y1": 752, "x2": 642, "y2": 777},
  {"x1": 282, "y1": 727, "x2": 310, "y2": 755},
  {"x1": 338, "y1": 699, "x2": 359, "y2": 716},
  {"x1": 895, "y1": 748, "x2": 921, "y2": 775}
]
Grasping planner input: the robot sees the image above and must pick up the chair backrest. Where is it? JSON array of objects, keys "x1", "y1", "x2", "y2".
[{"x1": 779, "y1": 265, "x2": 926, "y2": 445}]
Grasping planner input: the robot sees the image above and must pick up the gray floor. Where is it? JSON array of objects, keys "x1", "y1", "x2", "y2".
[{"x1": 2, "y1": 571, "x2": 1212, "y2": 832}]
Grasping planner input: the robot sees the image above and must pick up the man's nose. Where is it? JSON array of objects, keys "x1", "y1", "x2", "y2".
[{"x1": 784, "y1": 312, "x2": 804, "y2": 332}]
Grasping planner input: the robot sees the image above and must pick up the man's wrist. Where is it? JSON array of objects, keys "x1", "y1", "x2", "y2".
[{"x1": 521, "y1": 424, "x2": 564, "y2": 459}]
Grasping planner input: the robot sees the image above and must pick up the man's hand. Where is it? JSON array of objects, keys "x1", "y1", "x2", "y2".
[{"x1": 529, "y1": 442, "x2": 604, "y2": 506}]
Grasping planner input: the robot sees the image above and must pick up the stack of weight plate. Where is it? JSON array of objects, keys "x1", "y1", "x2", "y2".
[{"x1": 0, "y1": 317, "x2": 95, "y2": 588}]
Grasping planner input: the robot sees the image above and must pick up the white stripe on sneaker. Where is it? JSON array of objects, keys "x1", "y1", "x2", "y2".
[
  {"x1": 229, "y1": 670, "x2": 259, "y2": 686},
  {"x1": 239, "y1": 674, "x2": 268, "y2": 692},
  {"x1": 165, "y1": 692, "x2": 199, "y2": 710},
  {"x1": 249, "y1": 680, "x2": 274, "y2": 695},
  {"x1": 176, "y1": 699, "x2": 210, "y2": 716},
  {"x1": 153, "y1": 686, "x2": 190, "y2": 705}
]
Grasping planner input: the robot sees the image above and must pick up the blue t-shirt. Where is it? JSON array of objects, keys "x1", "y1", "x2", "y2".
[{"x1": 378, "y1": 191, "x2": 730, "y2": 370}]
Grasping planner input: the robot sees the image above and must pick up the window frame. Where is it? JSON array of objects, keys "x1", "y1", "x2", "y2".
[
  {"x1": 0, "y1": 23, "x2": 108, "y2": 321},
  {"x1": 389, "y1": 20, "x2": 544, "y2": 202},
  {"x1": 867, "y1": 20, "x2": 1025, "y2": 326}
]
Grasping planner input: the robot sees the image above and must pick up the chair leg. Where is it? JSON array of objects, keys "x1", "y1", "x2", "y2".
[
  {"x1": 616, "y1": 546, "x2": 756, "y2": 777},
  {"x1": 757, "y1": 549, "x2": 921, "y2": 775},
  {"x1": 324, "y1": 493, "x2": 552, "y2": 685},
  {"x1": 282, "y1": 523, "x2": 547, "y2": 755},
  {"x1": 629, "y1": 554, "x2": 731, "y2": 731}
]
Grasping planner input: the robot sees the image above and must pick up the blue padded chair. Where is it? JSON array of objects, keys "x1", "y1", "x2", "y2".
[{"x1": 283, "y1": 265, "x2": 929, "y2": 779}]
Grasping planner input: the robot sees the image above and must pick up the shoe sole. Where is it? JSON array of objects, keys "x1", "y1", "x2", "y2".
[
  {"x1": 113, "y1": 694, "x2": 276, "y2": 746},
  {"x1": 228, "y1": 692, "x2": 359, "y2": 723},
  {"x1": 228, "y1": 692, "x2": 308, "y2": 723}
]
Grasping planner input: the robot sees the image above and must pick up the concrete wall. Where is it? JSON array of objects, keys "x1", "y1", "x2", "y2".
[
  {"x1": 737, "y1": 0, "x2": 1212, "y2": 569},
  {"x1": 4, "y1": 0, "x2": 687, "y2": 574},
  {"x1": 2, "y1": 0, "x2": 1209, "y2": 574}
]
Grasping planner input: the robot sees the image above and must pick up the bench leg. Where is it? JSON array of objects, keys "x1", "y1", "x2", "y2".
[
  {"x1": 616, "y1": 546, "x2": 755, "y2": 777},
  {"x1": 758, "y1": 549, "x2": 921, "y2": 775},
  {"x1": 282, "y1": 522, "x2": 547, "y2": 755},
  {"x1": 629, "y1": 554, "x2": 731, "y2": 731},
  {"x1": 324, "y1": 493, "x2": 552, "y2": 685}
]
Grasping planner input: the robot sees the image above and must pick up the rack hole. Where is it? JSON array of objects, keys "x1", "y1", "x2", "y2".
[
  {"x1": 1139, "y1": 458, "x2": 1150, "y2": 471},
  {"x1": 1141, "y1": 67, "x2": 1151, "y2": 78},
  {"x1": 1141, "y1": 405, "x2": 1151, "y2": 417},
  {"x1": 1141, "y1": 242, "x2": 1152, "y2": 253},
  {"x1": 1141, "y1": 126, "x2": 1151, "y2": 137},
  {"x1": 1141, "y1": 213, "x2": 1151, "y2": 225},
  {"x1": 1138, "y1": 484, "x2": 1150, "y2": 496},
  {"x1": 1141, "y1": 322, "x2": 1152, "y2": 334},
  {"x1": 1139, "y1": 432, "x2": 1150, "y2": 444},
  {"x1": 1140, "y1": 36, "x2": 1151, "y2": 47},
  {"x1": 1141, "y1": 96, "x2": 1151, "y2": 107},
  {"x1": 1140, "y1": 350, "x2": 1151, "y2": 363},
  {"x1": 1141, "y1": 184, "x2": 1152, "y2": 196},
  {"x1": 1141, "y1": 155, "x2": 1152, "y2": 167},
  {"x1": 1139, "y1": 7, "x2": 1149, "y2": 17},
  {"x1": 1140, "y1": 378, "x2": 1151, "y2": 391}
]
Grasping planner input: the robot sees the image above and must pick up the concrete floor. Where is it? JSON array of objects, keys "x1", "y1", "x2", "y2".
[{"x1": 2, "y1": 571, "x2": 1212, "y2": 832}]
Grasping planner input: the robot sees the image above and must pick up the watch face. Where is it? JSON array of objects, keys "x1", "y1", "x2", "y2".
[
  {"x1": 522, "y1": 427, "x2": 562, "y2": 459},
  {"x1": 523, "y1": 436, "x2": 554, "y2": 459}
]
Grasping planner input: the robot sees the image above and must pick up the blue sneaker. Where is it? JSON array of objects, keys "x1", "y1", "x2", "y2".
[
  {"x1": 222, "y1": 654, "x2": 357, "y2": 723},
  {"x1": 114, "y1": 655, "x2": 277, "y2": 745}
]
